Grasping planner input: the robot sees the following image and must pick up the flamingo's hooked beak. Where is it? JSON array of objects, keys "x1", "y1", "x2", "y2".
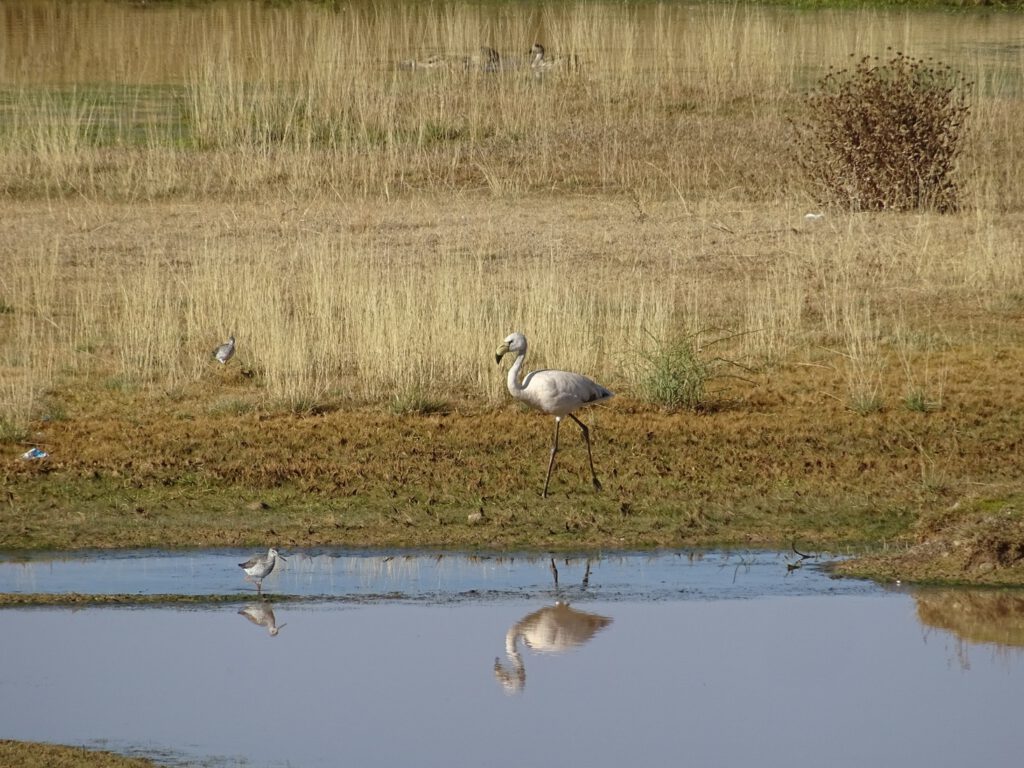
[{"x1": 495, "y1": 342, "x2": 510, "y2": 365}]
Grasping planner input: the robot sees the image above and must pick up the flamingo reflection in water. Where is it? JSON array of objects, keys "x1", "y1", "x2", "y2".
[
  {"x1": 494, "y1": 602, "x2": 612, "y2": 694},
  {"x1": 238, "y1": 603, "x2": 287, "y2": 637}
]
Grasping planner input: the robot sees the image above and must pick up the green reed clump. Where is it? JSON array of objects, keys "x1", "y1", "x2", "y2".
[
  {"x1": 795, "y1": 51, "x2": 971, "y2": 212},
  {"x1": 638, "y1": 333, "x2": 711, "y2": 411}
]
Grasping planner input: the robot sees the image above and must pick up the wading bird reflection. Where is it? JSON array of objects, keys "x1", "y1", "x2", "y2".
[
  {"x1": 495, "y1": 332, "x2": 613, "y2": 497},
  {"x1": 493, "y1": 603, "x2": 613, "y2": 694},
  {"x1": 238, "y1": 548, "x2": 285, "y2": 595},
  {"x1": 238, "y1": 603, "x2": 286, "y2": 636}
]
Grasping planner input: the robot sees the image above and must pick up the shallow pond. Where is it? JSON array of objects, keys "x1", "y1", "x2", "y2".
[{"x1": 2, "y1": 550, "x2": 1023, "y2": 767}]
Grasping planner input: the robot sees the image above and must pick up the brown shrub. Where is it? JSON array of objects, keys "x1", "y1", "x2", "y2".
[{"x1": 795, "y1": 50, "x2": 971, "y2": 212}]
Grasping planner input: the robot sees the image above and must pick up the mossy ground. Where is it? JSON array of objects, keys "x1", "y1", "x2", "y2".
[
  {"x1": 4, "y1": 340, "x2": 1022, "y2": 583},
  {"x1": 0, "y1": 741, "x2": 158, "y2": 768},
  {"x1": 834, "y1": 496, "x2": 1024, "y2": 584}
]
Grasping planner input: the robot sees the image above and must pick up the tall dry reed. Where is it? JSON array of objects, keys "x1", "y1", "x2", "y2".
[{"x1": 1, "y1": 232, "x2": 691, "y2": 413}]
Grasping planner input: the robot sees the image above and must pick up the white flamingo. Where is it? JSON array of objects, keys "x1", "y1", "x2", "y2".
[{"x1": 495, "y1": 332, "x2": 614, "y2": 497}]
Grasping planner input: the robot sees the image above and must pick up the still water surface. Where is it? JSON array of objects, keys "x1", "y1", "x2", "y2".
[
  {"x1": 0, "y1": 549, "x2": 869, "y2": 599},
  {"x1": 2, "y1": 550, "x2": 1023, "y2": 767}
]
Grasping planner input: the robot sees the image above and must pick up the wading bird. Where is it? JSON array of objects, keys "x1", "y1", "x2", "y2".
[
  {"x1": 213, "y1": 335, "x2": 236, "y2": 365},
  {"x1": 238, "y1": 548, "x2": 285, "y2": 595},
  {"x1": 495, "y1": 332, "x2": 614, "y2": 497}
]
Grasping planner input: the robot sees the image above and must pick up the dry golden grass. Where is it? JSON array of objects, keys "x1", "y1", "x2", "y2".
[
  {"x1": 3, "y1": 194, "x2": 1024, "y2": 422},
  {"x1": 2, "y1": 196, "x2": 1022, "y2": 422}
]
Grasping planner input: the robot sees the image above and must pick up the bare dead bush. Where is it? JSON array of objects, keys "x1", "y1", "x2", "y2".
[{"x1": 795, "y1": 51, "x2": 971, "y2": 212}]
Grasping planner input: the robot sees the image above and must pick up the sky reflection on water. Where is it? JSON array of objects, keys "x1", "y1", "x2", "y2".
[
  {"x1": 2, "y1": 551, "x2": 1024, "y2": 767},
  {"x1": 3, "y1": 595, "x2": 1023, "y2": 768}
]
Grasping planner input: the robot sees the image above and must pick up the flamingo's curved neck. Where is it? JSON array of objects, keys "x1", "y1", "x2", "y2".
[
  {"x1": 506, "y1": 351, "x2": 527, "y2": 397},
  {"x1": 494, "y1": 628, "x2": 526, "y2": 692},
  {"x1": 505, "y1": 627, "x2": 522, "y2": 657}
]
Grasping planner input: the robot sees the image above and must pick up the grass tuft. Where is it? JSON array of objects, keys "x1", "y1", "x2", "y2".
[
  {"x1": 0, "y1": 417, "x2": 28, "y2": 445},
  {"x1": 389, "y1": 388, "x2": 449, "y2": 416},
  {"x1": 637, "y1": 333, "x2": 711, "y2": 411},
  {"x1": 903, "y1": 389, "x2": 937, "y2": 413}
]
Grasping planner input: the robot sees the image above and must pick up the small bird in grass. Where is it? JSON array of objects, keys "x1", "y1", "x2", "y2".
[
  {"x1": 495, "y1": 332, "x2": 614, "y2": 497},
  {"x1": 238, "y1": 548, "x2": 285, "y2": 595},
  {"x1": 528, "y1": 43, "x2": 579, "y2": 73},
  {"x1": 213, "y1": 335, "x2": 236, "y2": 365}
]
